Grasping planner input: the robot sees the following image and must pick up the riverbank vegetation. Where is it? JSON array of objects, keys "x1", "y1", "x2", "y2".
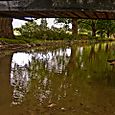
[
  {"x1": 0, "y1": 18, "x2": 115, "y2": 46},
  {"x1": 14, "y1": 18, "x2": 115, "y2": 41}
]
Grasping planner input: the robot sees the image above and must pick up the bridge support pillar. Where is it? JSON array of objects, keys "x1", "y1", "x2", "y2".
[
  {"x1": 0, "y1": 18, "x2": 14, "y2": 39},
  {"x1": 72, "y1": 18, "x2": 78, "y2": 39}
]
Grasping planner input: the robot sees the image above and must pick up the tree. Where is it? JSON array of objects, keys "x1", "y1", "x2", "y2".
[
  {"x1": 72, "y1": 18, "x2": 78, "y2": 39},
  {"x1": 96, "y1": 20, "x2": 115, "y2": 38},
  {"x1": 54, "y1": 18, "x2": 71, "y2": 31},
  {"x1": 0, "y1": 18, "x2": 14, "y2": 38},
  {"x1": 54, "y1": 18, "x2": 78, "y2": 39},
  {"x1": 15, "y1": 21, "x2": 40, "y2": 38},
  {"x1": 16, "y1": 19, "x2": 72, "y2": 40},
  {"x1": 40, "y1": 18, "x2": 48, "y2": 29},
  {"x1": 79, "y1": 19, "x2": 115, "y2": 38},
  {"x1": 79, "y1": 19, "x2": 97, "y2": 37}
]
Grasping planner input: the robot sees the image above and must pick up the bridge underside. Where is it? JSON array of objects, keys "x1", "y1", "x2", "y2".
[
  {"x1": 0, "y1": 10, "x2": 115, "y2": 20},
  {"x1": 0, "y1": 0, "x2": 115, "y2": 20}
]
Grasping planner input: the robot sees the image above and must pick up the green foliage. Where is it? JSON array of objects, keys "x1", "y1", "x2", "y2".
[
  {"x1": 54, "y1": 18, "x2": 72, "y2": 31},
  {"x1": 78, "y1": 19, "x2": 115, "y2": 38},
  {"x1": 15, "y1": 21, "x2": 40, "y2": 39},
  {"x1": 15, "y1": 20, "x2": 72, "y2": 40},
  {"x1": 40, "y1": 18, "x2": 48, "y2": 29},
  {"x1": 14, "y1": 18, "x2": 115, "y2": 41},
  {"x1": 96, "y1": 20, "x2": 115, "y2": 38}
]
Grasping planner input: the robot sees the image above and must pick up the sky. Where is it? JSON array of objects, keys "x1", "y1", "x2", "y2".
[
  {"x1": 13, "y1": 18, "x2": 72, "y2": 29},
  {"x1": 13, "y1": 18, "x2": 58, "y2": 28}
]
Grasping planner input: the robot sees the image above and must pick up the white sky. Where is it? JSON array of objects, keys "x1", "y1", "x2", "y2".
[
  {"x1": 13, "y1": 18, "x2": 62, "y2": 28},
  {"x1": 13, "y1": 19, "x2": 27, "y2": 28}
]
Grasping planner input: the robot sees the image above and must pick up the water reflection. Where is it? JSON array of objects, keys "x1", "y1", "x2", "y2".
[
  {"x1": 0, "y1": 55, "x2": 13, "y2": 115},
  {"x1": 1, "y1": 42, "x2": 115, "y2": 115},
  {"x1": 11, "y1": 48, "x2": 71, "y2": 105}
]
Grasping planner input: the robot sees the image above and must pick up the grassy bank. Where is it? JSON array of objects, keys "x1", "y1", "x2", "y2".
[
  {"x1": 0, "y1": 37, "x2": 71, "y2": 51},
  {"x1": 0, "y1": 37, "x2": 115, "y2": 51}
]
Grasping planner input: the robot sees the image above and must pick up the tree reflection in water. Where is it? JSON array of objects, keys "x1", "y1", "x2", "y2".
[
  {"x1": 10, "y1": 42, "x2": 115, "y2": 114},
  {"x1": 11, "y1": 48, "x2": 71, "y2": 105}
]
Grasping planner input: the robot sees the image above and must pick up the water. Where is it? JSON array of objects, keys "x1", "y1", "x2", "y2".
[{"x1": 0, "y1": 42, "x2": 115, "y2": 115}]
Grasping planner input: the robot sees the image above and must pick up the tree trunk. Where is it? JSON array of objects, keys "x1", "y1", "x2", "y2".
[
  {"x1": 100, "y1": 31, "x2": 103, "y2": 38},
  {"x1": 107, "y1": 30, "x2": 110, "y2": 38},
  {"x1": 0, "y1": 18, "x2": 14, "y2": 38},
  {"x1": 91, "y1": 20, "x2": 96, "y2": 37},
  {"x1": 72, "y1": 18, "x2": 78, "y2": 39}
]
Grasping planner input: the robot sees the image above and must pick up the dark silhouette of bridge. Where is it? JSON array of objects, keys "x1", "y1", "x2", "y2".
[{"x1": 0, "y1": 0, "x2": 115, "y2": 20}]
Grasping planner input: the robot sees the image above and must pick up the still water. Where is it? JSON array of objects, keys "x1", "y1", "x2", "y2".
[{"x1": 0, "y1": 42, "x2": 115, "y2": 115}]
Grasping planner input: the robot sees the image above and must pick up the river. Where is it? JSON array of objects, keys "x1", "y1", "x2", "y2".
[{"x1": 0, "y1": 42, "x2": 115, "y2": 115}]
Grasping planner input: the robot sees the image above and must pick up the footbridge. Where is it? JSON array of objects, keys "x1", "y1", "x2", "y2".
[{"x1": 0, "y1": 0, "x2": 115, "y2": 20}]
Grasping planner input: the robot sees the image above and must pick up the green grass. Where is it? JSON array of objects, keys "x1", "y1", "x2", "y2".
[
  {"x1": 0, "y1": 36, "x2": 115, "y2": 45},
  {"x1": 0, "y1": 38, "x2": 27, "y2": 44},
  {"x1": 0, "y1": 37, "x2": 43, "y2": 44},
  {"x1": 0, "y1": 37, "x2": 64, "y2": 46}
]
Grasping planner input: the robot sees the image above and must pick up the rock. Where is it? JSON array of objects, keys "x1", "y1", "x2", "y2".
[
  {"x1": 48, "y1": 103, "x2": 56, "y2": 108},
  {"x1": 61, "y1": 107, "x2": 66, "y2": 111}
]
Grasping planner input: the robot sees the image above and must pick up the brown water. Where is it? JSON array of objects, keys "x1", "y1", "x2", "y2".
[{"x1": 0, "y1": 42, "x2": 115, "y2": 115}]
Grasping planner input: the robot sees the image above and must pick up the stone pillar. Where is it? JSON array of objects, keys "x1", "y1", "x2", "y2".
[{"x1": 0, "y1": 18, "x2": 14, "y2": 38}]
